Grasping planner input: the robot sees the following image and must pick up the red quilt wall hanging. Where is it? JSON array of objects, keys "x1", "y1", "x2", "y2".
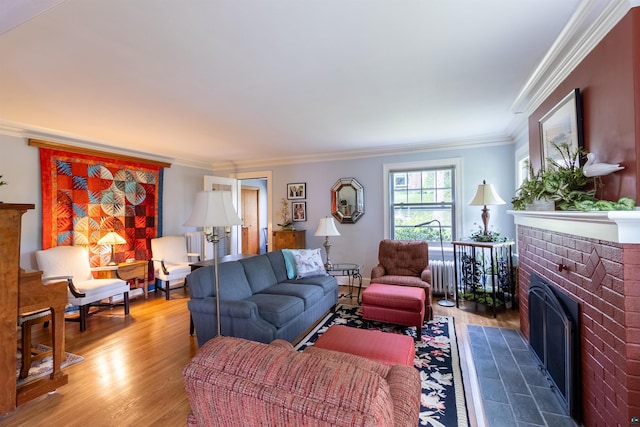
[{"x1": 39, "y1": 147, "x2": 163, "y2": 268}]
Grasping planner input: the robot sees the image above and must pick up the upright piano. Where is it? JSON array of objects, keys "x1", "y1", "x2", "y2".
[{"x1": 0, "y1": 204, "x2": 69, "y2": 414}]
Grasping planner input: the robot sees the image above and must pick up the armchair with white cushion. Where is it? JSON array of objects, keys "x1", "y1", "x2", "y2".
[
  {"x1": 35, "y1": 245, "x2": 130, "y2": 332},
  {"x1": 151, "y1": 235, "x2": 200, "y2": 300}
]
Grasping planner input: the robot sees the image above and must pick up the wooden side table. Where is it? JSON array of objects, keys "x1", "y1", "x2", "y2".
[
  {"x1": 116, "y1": 260, "x2": 149, "y2": 299},
  {"x1": 94, "y1": 260, "x2": 149, "y2": 299}
]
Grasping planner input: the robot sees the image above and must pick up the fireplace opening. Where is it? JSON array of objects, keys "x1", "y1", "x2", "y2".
[{"x1": 528, "y1": 273, "x2": 581, "y2": 421}]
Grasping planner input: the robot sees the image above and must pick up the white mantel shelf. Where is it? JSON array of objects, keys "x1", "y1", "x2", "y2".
[{"x1": 508, "y1": 209, "x2": 640, "y2": 244}]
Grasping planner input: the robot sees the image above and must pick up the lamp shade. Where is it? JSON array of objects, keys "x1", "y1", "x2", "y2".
[
  {"x1": 97, "y1": 231, "x2": 126, "y2": 246},
  {"x1": 314, "y1": 217, "x2": 341, "y2": 237},
  {"x1": 183, "y1": 191, "x2": 243, "y2": 227},
  {"x1": 469, "y1": 180, "x2": 506, "y2": 206}
]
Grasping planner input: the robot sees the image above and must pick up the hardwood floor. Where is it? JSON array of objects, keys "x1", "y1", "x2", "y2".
[{"x1": 1, "y1": 287, "x2": 520, "y2": 426}]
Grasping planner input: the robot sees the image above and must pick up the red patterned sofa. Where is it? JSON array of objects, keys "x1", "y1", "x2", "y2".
[{"x1": 183, "y1": 336, "x2": 421, "y2": 426}]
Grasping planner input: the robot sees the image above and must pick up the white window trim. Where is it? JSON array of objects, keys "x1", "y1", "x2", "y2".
[
  {"x1": 383, "y1": 158, "x2": 463, "y2": 240},
  {"x1": 515, "y1": 144, "x2": 529, "y2": 190}
]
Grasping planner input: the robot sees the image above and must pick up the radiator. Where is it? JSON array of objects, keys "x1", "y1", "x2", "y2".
[
  {"x1": 185, "y1": 231, "x2": 205, "y2": 260},
  {"x1": 430, "y1": 260, "x2": 455, "y2": 295}
]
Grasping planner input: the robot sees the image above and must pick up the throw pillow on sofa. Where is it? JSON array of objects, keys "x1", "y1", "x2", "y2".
[
  {"x1": 291, "y1": 248, "x2": 327, "y2": 278},
  {"x1": 282, "y1": 249, "x2": 297, "y2": 279}
]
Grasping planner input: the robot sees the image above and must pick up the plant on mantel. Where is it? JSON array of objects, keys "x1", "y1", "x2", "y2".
[
  {"x1": 511, "y1": 142, "x2": 635, "y2": 211},
  {"x1": 0, "y1": 175, "x2": 6, "y2": 187}
]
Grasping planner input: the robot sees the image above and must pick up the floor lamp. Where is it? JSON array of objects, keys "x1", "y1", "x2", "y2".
[
  {"x1": 184, "y1": 191, "x2": 243, "y2": 336},
  {"x1": 414, "y1": 219, "x2": 455, "y2": 307}
]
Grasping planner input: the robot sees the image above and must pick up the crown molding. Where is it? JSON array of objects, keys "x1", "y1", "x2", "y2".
[
  {"x1": 0, "y1": 120, "x2": 193, "y2": 168},
  {"x1": 511, "y1": 0, "x2": 632, "y2": 116},
  {"x1": 212, "y1": 133, "x2": 514, "y2": 170}
]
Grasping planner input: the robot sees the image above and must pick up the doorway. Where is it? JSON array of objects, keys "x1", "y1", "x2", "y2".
[
  {"x1": 235, "y1": 170, "x2": 272, "y2": 254},
  {"x1": 241, "y1": 186, "x2": 260, "y2": 254}
]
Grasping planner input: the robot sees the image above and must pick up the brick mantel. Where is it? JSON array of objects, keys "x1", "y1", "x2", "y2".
[
  {"x1": 511, "y1": 211, "x2": 640, "y2": 426},
  {"x1": 509, "y1": 209, "x2": 640, "y2": 243}
]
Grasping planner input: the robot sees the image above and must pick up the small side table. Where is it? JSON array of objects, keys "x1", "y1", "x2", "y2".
[
  {"x1": 94, "y1": 260, "x2": 149, "y2": 299},
  {"x1": 116, "y1": 260, "x2": 149, "y2": 299},
  {"x1": 452, "y1": 240, "x2": 515, "y2": 318},
  {"x1": 327, "y1": 263, "x2": 363, "y2": 303}
]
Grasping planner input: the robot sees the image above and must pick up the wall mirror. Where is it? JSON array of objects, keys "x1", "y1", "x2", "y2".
[{"x1": 331, "y1": 177, "x2": 364, "y2": 224}]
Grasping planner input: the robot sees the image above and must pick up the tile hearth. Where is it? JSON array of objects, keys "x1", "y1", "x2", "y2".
[{"x1": 467, "y1": 325, "x2": 578, "y2": 427}]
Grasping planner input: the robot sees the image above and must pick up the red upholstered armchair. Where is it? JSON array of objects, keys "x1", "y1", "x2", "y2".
[{"x1": 370, "y1": 239, "x2": 433, "y2": 320}]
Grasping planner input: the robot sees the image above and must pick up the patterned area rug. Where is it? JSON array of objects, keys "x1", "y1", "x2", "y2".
[
  {"x1": 296, "y1": 305, "x2": 469, "y2": 427},
  {"x1": 16, "y1": 344, "x2": 84, "y2": 387}
]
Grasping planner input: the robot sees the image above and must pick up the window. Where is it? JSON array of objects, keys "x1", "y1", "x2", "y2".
[{"x1": 389, "y1": 167, "x2": 455, "y2": 242}]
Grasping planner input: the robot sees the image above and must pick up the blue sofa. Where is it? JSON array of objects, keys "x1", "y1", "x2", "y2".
[{"x1": 187, "y1": 250, "x2": 338, "y2": 346}]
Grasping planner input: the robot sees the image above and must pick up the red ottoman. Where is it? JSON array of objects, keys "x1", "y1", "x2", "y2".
[
  {"x1": 311, "y1": 325, "x2": 415, "y2": 366},
  {"x1": 362, "y1": 283, "x2": 425, "y2": 333}
]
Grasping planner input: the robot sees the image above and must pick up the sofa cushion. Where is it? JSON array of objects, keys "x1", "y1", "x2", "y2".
[
  {"x1": 369, "y1": 274, "x2": 430, "y2": 290},
  {"x1": 290, "y1": 248, "x2": 327, "y2": 279},
  {"x1": 266, "y1": 250, "x2": 291, "y2": 282},
  {"x1": 260, "y1": 283, "x2": 324, "y2": 308},
  {"x1": 187, "y1": 263, "x2": 253, "y2": 300},
  {"x1": 245, "y1": 294, "x2": 304, "y2": 327},
  {"x1": 239, "y1": 256, "x2": 278, "y2": 293},
  {"x1": 286, "y1": 275, "x2": 337, "y2": 294}
]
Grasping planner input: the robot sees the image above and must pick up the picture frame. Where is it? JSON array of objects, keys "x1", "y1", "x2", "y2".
[
  {"x1": 539, "y1": 88, "x2": 583, "y2": 170},
  {"x1": 292, "y1": 201, "x2": 306, "y2": 222},
  {"x1": 287, "y1": 182, "x2": 306, "y2": 200}
]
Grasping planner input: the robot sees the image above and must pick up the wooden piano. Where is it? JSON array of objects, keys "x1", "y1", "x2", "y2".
[
  {"x1": 16, "y1": 269, "x2": 68, "y2": 405},
  {"x1": 0, "y1": 203, "x2": 69, "y2": 414}
]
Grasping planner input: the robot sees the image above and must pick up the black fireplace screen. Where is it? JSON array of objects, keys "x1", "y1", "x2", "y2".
[{"x1": 528, "y1": 274, "x2": 581, "y2": 421}]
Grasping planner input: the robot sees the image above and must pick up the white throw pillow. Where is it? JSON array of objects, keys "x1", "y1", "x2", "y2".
[{"x1": 291, "y1": 248, "x2": 327, "y2": 279}]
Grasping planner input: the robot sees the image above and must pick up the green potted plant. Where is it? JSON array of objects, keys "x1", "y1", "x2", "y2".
[{"x1": 512, "y1": 143, "x2": 596, "y2": 210}]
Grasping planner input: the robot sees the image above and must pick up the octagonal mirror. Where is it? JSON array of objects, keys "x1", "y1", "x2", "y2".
[{"x1": 331, "y1": 177, "x2": 364, "y2": 224}]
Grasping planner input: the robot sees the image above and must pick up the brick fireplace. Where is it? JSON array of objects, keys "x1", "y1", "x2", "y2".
[{"x1": 512, "y1": 210, "x2": 640, "y2": 427}]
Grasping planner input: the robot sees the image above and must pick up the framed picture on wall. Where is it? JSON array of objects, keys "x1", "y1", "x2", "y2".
[
  {"x1": 287, "y1": 183, "x2": 306, "y2": 200},
  {"x1": 292, "y1": 202, "x2": 306, "y2": 222},
  {"x1": 539, "y1": 88, "x2": 583, "y2": 170}
]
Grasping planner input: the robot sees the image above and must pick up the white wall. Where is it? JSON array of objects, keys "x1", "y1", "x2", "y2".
[
  {"x1": 0, "y1": 134, "x2": 43, "y2": 270},
  {"x1": 1, "y1": 132, "x2": 516, "y2": 279},
  {"x1": 0, "y1": 134, "x2": 214, "y2": 270},
  {"x1": 223, "y1": 142, "x2": 516, "y2": 278}
]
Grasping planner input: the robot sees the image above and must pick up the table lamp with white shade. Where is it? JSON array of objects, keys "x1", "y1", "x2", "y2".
[
  {"x1": 314, "y1": 216, "x2": 340, "y2": 270},
  {"x1": 97, "y1": 231, "x2": 127, "y2": 266},
  {"x1": 184, "y1": 191, "x2": 243, "y2": 337},
  {"x1": 469, "y1": 180, "x2": 505, "y2": 237}
]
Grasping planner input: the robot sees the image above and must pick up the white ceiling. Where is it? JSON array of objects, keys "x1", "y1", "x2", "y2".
[{"x1": 0, "y1": 0, "x2": 626, "y2": 168}]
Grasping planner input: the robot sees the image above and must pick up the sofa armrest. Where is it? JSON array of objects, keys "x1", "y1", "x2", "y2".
[
  {"x1": 371, "y1": 265, "x2": 386, "y2": 280},
  {"x1": 188, "y1": 298, "x2": 258, "y2": 319},
  {"x1": 270, "y1": 339, "x2": 294, "y2": 351},
  {"x1": 420, "y1": 266, "x2": 432, "y2": 284},
  {"x1": 386, "y1": 365, "x2": 421, "y2": 426}
]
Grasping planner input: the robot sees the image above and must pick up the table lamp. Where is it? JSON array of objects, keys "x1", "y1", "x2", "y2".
[
  {"x1": 469, "y1": 180, "x2": 505, "y2": 236},
  {"x1": 184, "y1": 191, "x2": 243, "y2": 336},
  {"x1": 97, "y1": 231, "x2": 127, "y2": 265},
  {"x1": 314, "y1": 216, "x2": 340, "y2": 270}
]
